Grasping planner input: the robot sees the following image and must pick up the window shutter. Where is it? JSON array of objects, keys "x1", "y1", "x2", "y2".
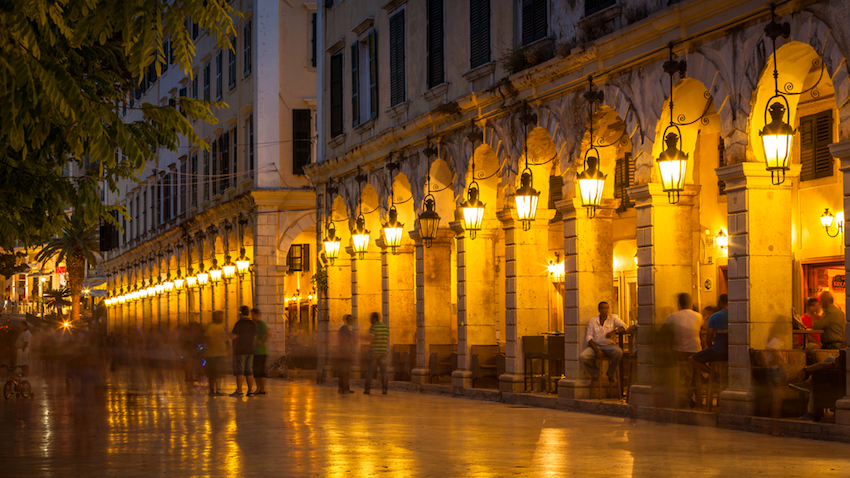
[
  {"x1": 615, "y1": 153, "x2": 634, "y2": 211},
  {"x1": 800, "y1": 110, "x2": 834, "y2": 181},
  {"x1": 389, "y1": 11, "x2": 406, "y2": 107},
  {"x1": 329, "y1": 53, "x2": 344, "y2": 137},
  {"x1": 351, "y1": 42, "x2": 360, "y2": 127},
  {"x1": 180, "y1": 161, "x2": 187, "y2": 215},
  {"x1": 548, "y1": 174, "x2": 563, "y2": 223},
  {"x1": 427, "y1": 0, "x2": 444, "y2": 89},
  {"x1": 585, "y1": 0, "x2": 615, "y2": 17},
  {"x1": 368, "y1": 31, "x2": 378, "y2": 119},
  {"x1": 211, "y1": 139, "x2": 218, "y2": 195},
  {"x1": 470, "y1": 0, "x2": 490, "y2": 69},
  {"x1": 522, "y1": 0, "x2": 546, "y2": 45},
  {"x1": 231, "y1": 128, "x2": 238, "y2": 188},
  {"x1": 533, "y1": 0, "x2": 547, "y2": 42},
  {"x1": 220, "y1": 132, "x2": 229, "y2": 194},
  {"x1": 293, "y1": 109, "x2": 312, "y2": 175},
  {"x1": 311, "y1": 13, "x2": 317, "y2": 68},
  {"x1": 717, "y1": 138, "x2": 727, "y2": 195}
]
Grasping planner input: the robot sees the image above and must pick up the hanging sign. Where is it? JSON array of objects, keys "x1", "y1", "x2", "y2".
[{"x1": 832, "y1": 275, "x2": 845, "y2": 292}]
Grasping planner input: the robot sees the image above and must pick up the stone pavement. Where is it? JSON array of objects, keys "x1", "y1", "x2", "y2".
[{"x1": 1, "y1": 371, "x2": 849, "y2": 477}]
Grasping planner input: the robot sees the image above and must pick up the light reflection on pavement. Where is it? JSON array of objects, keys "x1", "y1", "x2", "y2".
[{"x1": 2, "y1": 369, "x2": 850, "y2": 477}]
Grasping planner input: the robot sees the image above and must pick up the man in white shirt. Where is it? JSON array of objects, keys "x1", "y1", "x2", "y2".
[
  {"x1": 579, "y1": 302, "x2": 627, "y2": 381},
  {"x1": 15, "y1": 321, "x2": 31, "y2": 377},
  {"x1": 663, "y1": 293, "x2": 702, "y2": 354}
]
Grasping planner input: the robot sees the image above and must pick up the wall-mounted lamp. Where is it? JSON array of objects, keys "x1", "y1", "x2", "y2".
[
  {"x1": 716, "y1": 230, "x2": 728, "y2": 249},
  {"x1": 821, "y1": 208, "x2": 844, "y2": 238},
  {"x1": 547, "y1": 252, "x2": 565, "y2": 283}
]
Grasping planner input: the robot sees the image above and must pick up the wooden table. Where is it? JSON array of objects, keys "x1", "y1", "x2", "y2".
[{"x1": 793, "y1": 329, "x2": 824, "y2": 349}]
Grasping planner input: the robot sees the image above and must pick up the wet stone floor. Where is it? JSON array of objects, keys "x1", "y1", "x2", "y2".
[{"x1": 2, "y1": 368, "x2": 850, "y2": 477}]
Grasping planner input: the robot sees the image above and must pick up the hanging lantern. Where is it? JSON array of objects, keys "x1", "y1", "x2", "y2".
[
  {"x1": 579, "y1": 76, "x2": 607, "y2": 218},
  {"x1": 197, "y1": 270, "x2": 209, "y2": 287},
  {"x1": 351, "y1": 214, "x2": 370, "y2": 259},
  {"x1": 657, "y1": 131, "x2": 688, "y2": 203},
  {"x1": 186, "y1": 275, "x2": 198, "y2": 288},
  {"x1": 578, "y1": 156, "x2": 607, "y2": 218},
  {"x1": 322, "y1": 223, "x2": 341, "y2": 265},
  {"x1": 174, "y1": 271, "x2": 185, "y2": 291},
  {"x1": 716, "y1": 230, "x2": 728, "y2": 249},
  {"x1": 146, "y1": 284, "x2": 156, "y2": 297},
  {"x1": 163, "y1": 279, "x2": 174, "y2": 293},
  {"x1": 760, "y1": 4, "x2": 795, "y2": 185},
  {"x1": 382, "y1": 206, "x2": 404, "y2": 254},
  {"x1": 514, "y1": 169, "x2": 540, "y2": 231},
  {"x1": 461, "y1": 183, "x2": 486, "y2": 239},
  {"x1": 760, "y1": 101, "x2": 794, "y2": 184},
  {"x1": 419, "y1": 195, "x2": 441, "y2": 248},
  {"x1": 154, "y1": 282, "x2": 164, "y2": 295},
  {"x1": 223, "y1": 260, "x2": 236, "y2": 280},
  {"x1": 209, "y1": 262, "x2": 222, "y2": 283}
]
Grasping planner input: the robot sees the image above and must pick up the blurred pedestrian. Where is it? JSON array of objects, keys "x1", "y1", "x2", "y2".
[
  {"x1": 251, "y1": 308, "x2": 269, "y2": 395},
  {"x1": 16, "y1": 321, "x2": 31, "y2": 377},
  {"x1": 337, "y1": 314, "x2": 354, "y2": 394},
  {"x1": 230, "y1": 306, "x2": 256, "y2": 397},
  {"x1": 205, "y1": 311, "x2": 229, "y2": 396},
  {"x1": 364, "y1": 312, "x2": 389, "y2": 395}
]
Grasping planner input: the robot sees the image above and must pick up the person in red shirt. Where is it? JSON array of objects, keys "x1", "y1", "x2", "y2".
[{"x1": 798, "y1": 297, "x2": 822, "y2": 349}]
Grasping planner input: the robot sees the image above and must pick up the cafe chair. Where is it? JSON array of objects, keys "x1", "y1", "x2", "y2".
[{"x1": 522, "y1": 336, "x2": 548, "y2": 393}]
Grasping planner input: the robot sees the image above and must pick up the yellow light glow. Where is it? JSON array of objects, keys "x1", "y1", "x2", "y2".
[
  {"x1": 163, "y1": 280, "x2": 174, "y2": 292},
  {"x1": 821, "y1": 208, "x2": 835, "y2": 228},
  {"x1": 222, "y1": 264, "x2": 236, "y2": 279},
  {"x1": 578, "y1": 156, "x2": 606, "y2": 217},
  {"x1": 382, "y1": 207, "x2": 404, "y2": 253},
  {"x1": 760, "y1": 102, "x2": 795, "y2": 184},
  {"x1": 515, "y1": 170, "x2": 540, "y2": 230},
  {"x1": 174, "y1": 277, "x2": 185, "y2": 290},
  {"x1": 186, "y1": 275, "x2": 198, "y2": 288},
  {"x1": 351, "y1": 214, "x2": 370, "y2": 259},
  {"x1": 716, "y1": 230, "x2": 728, "y2": 249},
  {"x1": 63, "y1": 322, "x2": 70, "y2": 328},
  {"x1": 209, "y1": 267, "x2": 222, "y2": 283},
  {"x1": 657, "y1": 132, "x2": 688, "y2": 203},
  {"x1": 139, "y1": 287, "x2": 148, "y2": 299},
  {"x1": 461, "y1": 185, "x2": 486, "y2": 239},
  {"x1": 197, "y1": 271, "x2": 209, "y2": 286},
  {"x1": 146, "y1": 286, "x2": 156, "y2": 297},
  {"x1": 154, "y1": 283, "x2": 164, "y2": 295},
  {"x1": 236, "y1": 258, "x2": 251, "y2": 274},
  {"x1": 547, "y1": 261, "x2": 565, "y2": 282}
]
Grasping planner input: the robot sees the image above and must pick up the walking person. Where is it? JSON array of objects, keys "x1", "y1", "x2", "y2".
[
  {"x1": 251, "y1": 308, "x2": 269, "y2": 395},
  {"x1": 204, "y1": 311, "x2": 229, "y2": 396},
  {"x1": 337, "y1": 314, "x2": 355, "y2": 394},
  {"x1": 230, "y1": 306, "x2": 257, "y2": 397},
  {"x1": 364, "y1": 312, "x2": 389, "y2": 395}
]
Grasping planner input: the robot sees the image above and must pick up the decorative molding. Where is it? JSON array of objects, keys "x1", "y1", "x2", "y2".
[
  {"x1": 381, "y1": 0, "x2": 406, "y2": 12},
  {"x1": 352, "y1": 17, "x2": 374, "y2": 36}
]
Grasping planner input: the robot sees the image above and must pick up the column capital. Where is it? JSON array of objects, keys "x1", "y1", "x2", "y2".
[
  {"x1": 447, "y1": 220, "x2": 500, "y2": 237},
  {"x1": 627, "y1": 183, "x2": 700, "y2": 206},
  {"x1": 716, "y1": 162, "x2": 801, "y2": 190},
  {"x1": 829, "y1": 139, "x2": 850, "y2": 164},
  {"x1": 496, "y1": 208, "x2": 557, "y2": 228},
  {"x1": 375, "y1": 237, "x2": 414, "y2": 255},
  {"x1": 408, "y1": 228, "x2": 455, "y2": 245},
  {"x1": 555, "y1": 198, "x2": 619, "y2": 220}
]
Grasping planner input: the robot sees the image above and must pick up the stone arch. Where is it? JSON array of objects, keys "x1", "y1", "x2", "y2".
[
  {"x1": 576, "y1": 103, "x2": 631, "y2": 201},
  {"x1": 277, "y1": 210, "x2": 318, "y2": 257},
  {"x1": 389, "y1": 172, "x2": 416, "y2": 236},
  {"x1": 422, "y1": 157, "x2": 456, "y2": 224},
  {"x1": 463, "y1": 143, "x2": 502, "y2": 218}
]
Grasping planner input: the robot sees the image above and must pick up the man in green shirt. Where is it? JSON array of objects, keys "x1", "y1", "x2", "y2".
[
  {"x1": 814, "y1": 292, "x2": 846, "y2": 349},
  {"x1": 364, "y1": 312, "x2": 389, "y2": 395},
  {"x1": 252, "y1": 308, "x2": 270, "y2": 395}
]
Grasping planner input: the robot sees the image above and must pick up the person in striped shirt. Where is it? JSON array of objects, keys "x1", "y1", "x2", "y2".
[{"x1": 364, "y1": 312, "x2": 389, "y2": 395}]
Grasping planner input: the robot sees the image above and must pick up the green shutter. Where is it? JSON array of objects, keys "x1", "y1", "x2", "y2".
[
  {"x1": 351, "y1": 43, "x2": 359, "y2": 127},
  {"x1": 389, "y1": 11, "x2": 405, "y2": 107},
  {"x1": 330, "y1": 53, "x2": 344, "y2": 137},
  {"x1": 470, "y1": 0, "x2": 490, "y2": 69},
  {"x1": 800, "y1": 110, "x2": 834, "y2": 181},
  {"x1": 427, "y1": 0, "x2": 444, "y2": 89},
  {"x1": 293, "y1": 109, "x2": 312, "y2": 176}
]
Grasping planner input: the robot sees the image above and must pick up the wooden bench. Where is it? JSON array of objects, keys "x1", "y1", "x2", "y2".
[
  {"x1": 392, "y1": 344, "x2": 416, "y2": 381},
  {"x1": 429, "y1": 344, "x2": 457, "y2": 383},
  {"x1": 470, "y1": 345, "x2": 504, "y2": 388}
]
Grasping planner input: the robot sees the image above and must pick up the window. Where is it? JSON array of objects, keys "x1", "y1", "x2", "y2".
[
  {"x1": 215, "y1": 51, "x2": 223, "y2": 99},
  {"x1": 521, "y1": 0, "x2": 547, "y2": 45},
  {"x1": 293, "y1": 109, "x2": 312, "y2": 175},
  {"x1": 142, "y1": 190, "x2": 147, "y2": 233},
  {"x1": 351, "y1": 43, "x2": 359, "y2": 127},
  {"x1": 329, "y1": 52, "x2": 344, "y2": 137},
  {"x1": 191, "y1": 153, "x2": 198, "y2": 207},
  {"x1": 244, "y1": 20, "x2": 252, "y2": 77},
  {"x1": 228, "y1": 38, "x2": 237, "y2": 89},
  {"x1": 287, "y1": 244, "x2": 310, "y2": 272},
  {"x1": 170, "y1": 40, "x2": 175, "y2": 65},
  {"x1": 163, "y1": 174, "x2": 171, "y2": 222},
  {"x1": 248, "y1": 114, "x2": 255, "y2": 178},
  {"x1": 153, "y1": 181, "x2": 159, "y2": 228},
  {"x1": 122, "y1": 214, "x2": 127, "y2": 245},
  {"x1": 389, "y1": 10, "x2": 406, "y2": 106},
  {"x1": 163, "y1": 40, "x2": 169, "y2": 73},
  {"x1": 129, "y1": 201, "x2": 134, "y2": 240},
  {"x1": 180, "y1": 161, "x2": 187, "y2": 215},
  {"x1": 136, "y1": 196, "x2": 141, "y2": 238},
  {"x1": 212, "y1": 139, "x2": 218, "y2": 196},
  {"x1": 718, "y1": 138, "x2": 726, "y2": 196},
  {"x1": 203, "y1": 150, "x2": 210, "y2": 201},
  {"x1": 585, "y1": 0, "x2": 616, "y2": 17},
  {"x1": 231, "y1": 128, "x2": 238, "y2": 187},
  {"x1": 427, "y1": 0, "x2": 444, "y2": 89},
  {"x1": 192, "y1": 75, "x2": 198, "y2": 100},
  {"x1": 614, "y1": 153, "x2": 635, "y2": 212},
  {"x1": 800, "y1": 110, "x2": 834, "y2": 181},
  {"x1": 219, "y1": 133, "x2": 230, "y2": 194},
  {"x1": 311, "y1": 13, "x2": 317, "y2": 68},
  {"x1": 469, "y1": 0, "x2": 490, "y2": 68},
  {"x1": 192, "y1": 21, "x2": 199, "y2": 40},
  {"x1": 203, "y1": 63, "x2": 210, "y2": 101}
]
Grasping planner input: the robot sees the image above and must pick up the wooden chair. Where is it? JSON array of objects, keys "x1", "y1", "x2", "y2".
[
  {"x1": 706, "y1": 361, "x2": 728, "y2": 411},
  {"x1": 429, "y1": 344, "x2": 456, "y2": 383},
  {"x1": 522, "y1": 336, "x2": 548, "y2": 393},
  {"x1": 470, "y1": 345, "x2": 502, "y2": 388},
  {"x1": 547, "y1": 335, "x2": 565, "y2": 393},
  {"x1": 593, "y1": 356, "x2": 622, "y2": 399}
]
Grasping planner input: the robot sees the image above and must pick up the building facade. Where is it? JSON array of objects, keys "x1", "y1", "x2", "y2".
[
  {"x1": 308, "y1": 0, "x2": 850, "y2": 422},
  {"x1": 103, "y1": 0, "x2": 318, "y2": 359}
]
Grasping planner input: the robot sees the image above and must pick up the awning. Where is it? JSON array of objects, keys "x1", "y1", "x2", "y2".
[{"x1": 82, "y1": 277, "x2": 107, "y2": 289}]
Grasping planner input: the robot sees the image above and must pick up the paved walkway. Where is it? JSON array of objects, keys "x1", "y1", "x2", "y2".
[{"x1": 2, "y1": 371, "x2": 849, "y2": 477}]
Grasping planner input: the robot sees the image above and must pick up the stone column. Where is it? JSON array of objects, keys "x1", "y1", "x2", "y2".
[
  {"x1": 409, "y1": 229, "x2": 454, "y2": 384},
  {"x1": 715, "y1": 163, "x2": 798, "y2": 415},
  {"x1": 450, "y1": 220, "x2": 498, "y2": 391},
  {"x1": 556, "y1": 198, "x2": 616, "y2": 400},
  {"x1": 378, "y1": 239, "x2": 416, "y2": 372},
  {"x1": 497, "y1": 209, "x2": 556, "y2": 393},
  {"x1": 348, "y1": 246, "x2": 382, "y2": 377},
  {"x1": 253, "y1": 203, "x2": 284, "y2": 359},
  {"x1": 626, "y1": 184, "x2": 699, "y2": 407},
  {"x1": 322, "y1": 251, "x2": 351, "y2": 380},
  {"x1": 829, "y1": 141, "x2": 850, "y2": 424}
]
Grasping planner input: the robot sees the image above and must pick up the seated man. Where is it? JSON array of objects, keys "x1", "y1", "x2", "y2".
[
  {"x1": 690, "y1": 294, "x2": 729, "y2": 393},
  {"x1": 813, "y1": 291, "x2": 845, "y2": 350},
  {"x1": 788, "y1": 354, "x2": 842, "y2": 421},
  {"x1": 663, "y1": 293, "x2": 702, "y2": 356},
  {"x1": 579, "y1": 301, "x2": 627, "y2": 382}
]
